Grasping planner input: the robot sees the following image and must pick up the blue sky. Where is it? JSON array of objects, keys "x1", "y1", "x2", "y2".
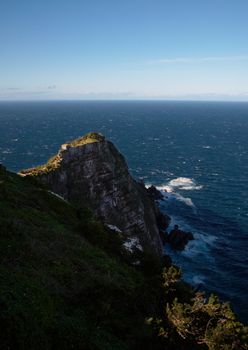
[{"x1": 1, "y1": 0, "x2": 248, "y2": 100}]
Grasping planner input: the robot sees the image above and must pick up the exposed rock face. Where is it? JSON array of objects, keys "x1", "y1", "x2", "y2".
[
  {"x1": 20, "y1": 133, "x2": 163, "y2": 257},
  {"x1": 146, "y1": 185, "x2": 171, "y2": 234},
  {"x1": 155, "y1": 211, "x2": 171, "y2": 231},
  {"x1": 147, "y1": 185, "x2": 165, "y2": 201},
  {"x1": 166, "y1": 225, "x2": 194, "y2": 250}
]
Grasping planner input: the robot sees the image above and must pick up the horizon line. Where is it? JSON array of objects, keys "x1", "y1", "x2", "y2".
[{"x1": 0, "y1": 98, "x2": 248, "y2": 103}]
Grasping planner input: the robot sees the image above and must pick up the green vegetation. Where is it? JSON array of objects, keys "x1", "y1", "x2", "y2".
[
  {"x1": 67, "y1": 132, "x2": 105, "y2": 147},
  {"x1": 20, "y1": 154, "x2": 62, "y2": 176},
  {"x1": 148, "y1": 266, "x2": 248, "y2": 349},
  {"x1": 0, "y1": 165, "x2": 161, "y2": 349},
  {"x1": 0, "y1": 165, "x2": 247, "y2": 349},
  {"x1": 19, "y1": 133, "x2": 104, "y2": 177}
]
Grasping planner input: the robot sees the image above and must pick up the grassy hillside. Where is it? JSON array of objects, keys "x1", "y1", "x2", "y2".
[
  {"x1": 0, "y1": 165, "x2": 164, "y2": 350},
  {"x1": 0, "y1": 164, "x2": 247, "y2": 350}
]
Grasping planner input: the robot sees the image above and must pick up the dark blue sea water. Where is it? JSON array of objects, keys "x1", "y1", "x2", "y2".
[{"x1": 0, "y1": 100, "x2": 248, "y2": 322}]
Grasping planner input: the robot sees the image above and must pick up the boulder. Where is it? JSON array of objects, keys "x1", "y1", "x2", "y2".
[{"x1": 167, "y1": 225, "x2": 194, "y2": 250}]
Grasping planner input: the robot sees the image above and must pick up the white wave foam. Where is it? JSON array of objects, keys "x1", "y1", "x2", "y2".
[
  {"x1": 156, "y1": 185, "x2": 173, "y2": 193},
  {"x1": 145, "y1": 183, "x2": 174, "y2": 194},
  {"x1": 180, "y1": 185, "x2": 203, "y2": 190},
  {"x1": 174, "y1": 193, "x2": 195, "y2": 207},
  {"x1": 170, "y1": 177, "x2": 195, "y2": 187},
  {"x1": 166, "y1": 215, "x2": 218, "y2": 259},
  {"x1": 145, "y1": 184, "x2": 196, "y2": 208},
  {"x1": 181, "y1": 236, "x2": 217, "y2": 260},
  {"x1": 145, "y1": 177, "x2": 202, "y2": 209},
  {"x1": 167, "y1": 177, "x2": 203, "y2": 191},
  {"x1": 146, "y1": 177, "x2": 202, "y2": 193},
  {"x1": 150, "y1": 177, "x2": 203, "y2": 200}
]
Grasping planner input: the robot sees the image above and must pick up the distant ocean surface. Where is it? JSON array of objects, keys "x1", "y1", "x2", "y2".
[{"x1": 0, "y1": 100, "x2": 248, "y2": 322}]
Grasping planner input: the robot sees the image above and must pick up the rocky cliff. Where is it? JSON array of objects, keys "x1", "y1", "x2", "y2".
[{"x1": 20, "y1": 132, "x2": 164, "y2": 257}]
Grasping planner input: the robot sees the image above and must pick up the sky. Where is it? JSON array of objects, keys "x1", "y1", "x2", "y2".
[{"x1": 1, "y1": 0, "x2": 248, "y2": 101}]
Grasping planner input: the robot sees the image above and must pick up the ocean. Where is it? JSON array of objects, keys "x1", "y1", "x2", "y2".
[{"x1": 0, "y1": 100, "x2": 247, "y2": 322}]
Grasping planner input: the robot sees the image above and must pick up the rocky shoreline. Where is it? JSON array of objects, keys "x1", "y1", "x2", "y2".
[{"x1": 146, "y1": 184, "x2": 194, "y2": 251}]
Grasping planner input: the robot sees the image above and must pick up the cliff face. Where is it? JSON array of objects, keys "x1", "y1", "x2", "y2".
[{"x1": 20, "y1": 133, "x2": 163, "y2": 257}]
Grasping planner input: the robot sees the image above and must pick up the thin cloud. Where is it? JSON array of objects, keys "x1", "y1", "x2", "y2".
[{"x1": 155, "y1": 55, "x2": 248, "y2": 64}]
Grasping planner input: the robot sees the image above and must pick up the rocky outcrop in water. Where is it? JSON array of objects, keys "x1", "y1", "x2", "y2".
[
  {"x1": 166, "y1": 225, "x2": 194, "y2": 250},
  {"x1": 20, "y1": 133, "x2": 164, "y2": 257}
]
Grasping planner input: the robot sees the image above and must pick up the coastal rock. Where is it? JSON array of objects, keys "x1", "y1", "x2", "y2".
[
  {"x1": 167, "y1": 225, "x2": 194, "y2": 250},
  {"x1": 20, "y1": 132, "x2": 163, "y2": 257},
  {"x1": 146, "y1": 185, "x2": 171, "y2": 232},
  {"x1": 147, "y1": 185, "x2": 165, "y2": 201},
  {"x1": 156, "y1": 210, "x2": 171, "y2": 231}
]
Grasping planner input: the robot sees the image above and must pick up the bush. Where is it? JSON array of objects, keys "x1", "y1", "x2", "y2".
[{"x1": 148, "y1": 268, "x2": 248, "y2": 349}]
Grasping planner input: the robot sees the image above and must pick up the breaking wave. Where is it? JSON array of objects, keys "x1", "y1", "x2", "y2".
[
  {"x1": 167, "y1": 177, "x2": 203, "y2": 191},
  {"x1": 164, "y1": 214, "x2": 218, "y2": 290},
  {"x1": 153, "y1": 177, "x2": 203, "y2": 209},
  {"x1": 174, "y1": 193, "x2": 195, "y2": 208},
  {"x1": 156, "y1": 177, "x2": 203, "y2": 194}
]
